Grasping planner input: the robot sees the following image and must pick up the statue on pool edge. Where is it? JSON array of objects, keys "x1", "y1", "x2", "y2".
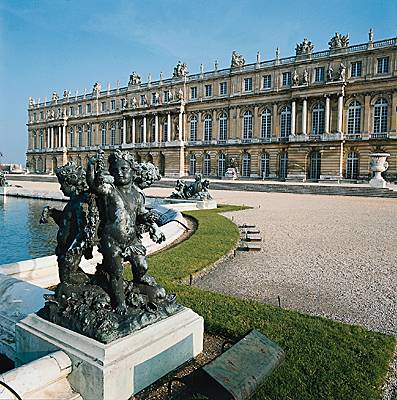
[{"x1": 38, "y1": 149, "x2": 181, "y2": 343}]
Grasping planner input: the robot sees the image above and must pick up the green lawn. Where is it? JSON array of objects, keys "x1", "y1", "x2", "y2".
[{"x1": 129, "y1": 205, "x2": 396, "y2": 400}]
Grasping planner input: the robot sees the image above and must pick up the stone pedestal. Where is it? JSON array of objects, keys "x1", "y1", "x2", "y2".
[
  {"x1": 224, "y1": 167, "x2": 238, "y2": 180},
  {"x1": 16, "y1": 308, "x2": 203, "y2": 400}
]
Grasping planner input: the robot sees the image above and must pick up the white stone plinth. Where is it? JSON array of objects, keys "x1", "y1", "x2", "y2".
[
  {"x1": 16, "y1": 308, "x2": 203, "y2": 400},
  {"x1": 369, "y1": 178, "x2": 387, "y2": 188}
]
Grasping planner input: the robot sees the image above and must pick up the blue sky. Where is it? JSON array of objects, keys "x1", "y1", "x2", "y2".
[{"x1": 0, "y1": 0, "x2": 396, "y2": 164}]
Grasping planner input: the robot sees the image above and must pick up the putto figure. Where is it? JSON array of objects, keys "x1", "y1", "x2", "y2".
[
  {"x1": 38, "y1": 150, "x2": 181, "y2": 343},
  {"x1": 173, "y1": 61, "x2": 188, "y2": 78},
  {"x1": 328, "y1": 32, "x2": 349, "y2": 50},
  {"x1": 171, "y1": 173, "x2": 212, "y2": 200}
]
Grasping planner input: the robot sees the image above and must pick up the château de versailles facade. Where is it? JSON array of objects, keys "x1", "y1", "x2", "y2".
[{"x1": 27, "y1": 30, "x2": 397, "y2": 181}]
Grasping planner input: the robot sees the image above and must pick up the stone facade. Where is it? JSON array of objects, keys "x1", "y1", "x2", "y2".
[{"x1": 27, "y1": 32, "x2": 397, "y2": 181}]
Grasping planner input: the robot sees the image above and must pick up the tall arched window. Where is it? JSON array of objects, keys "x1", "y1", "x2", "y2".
[
  {"x1": 218, "y1": 153, "x2": 226, "y2": 177},
  {"x1": 243, "y1": 111, "x2": 253, "y2": 139},
  {"x1": 204, "y1": 115, "x2": 212, "y2": 141},
  {"x1": 312, "y1": 103, "x2": 325, "y2": 135},
  {"x1": 33, "y1": 131, "x2": 37, "y2": 149},
  {"x1": 242, "y1": 153, "x2": 251, "y2": 177},
  {"x1": 346, "y1": 151, "x2": 359, "y2": 179},
  {"x1": 261, "y1": 153, "x2": 270, "y2": 178},
  {"x1": 219, "y1": 113, "x2": 228, "y2": 141},
  {"x1": 280, "y1": 106, "x2": 291, "y2": 138},
  {"x1": 101, "y1": 124, "x2": 106, "y2": 145},
  {"x1": 279, "y1": 151, "x2": 288, "y2": 179},
  {"x1": 374, "y1": 98, "x2": 388, "y2": 133},
  {"x1": 347, "y1": 100, "x2": 361, "y2": 135},
  {"x1": 39, "y1": 129, "x2": 44, "y2": 149},
  {"x1": 189, "y1": 154, "x2": 196, "y2": 175},
  {"x1": 309, "y1": 151, "x2": 321, "y2": 180},
  {"x1": 86, "y1": 125, "x2": 91, "y2": 146},
  {"x1": 203, "y1": 153, "x2": 211, "y2": 176},
  {"x1": 190, "y1": 115, "x2": 197, "y2": 141},
  {"x1": 69, "y1": 127, "x2": 74, "y2": 147},
  {"x1": 163, "y1": 121, "x2": 168, "y2": 142},
  {"x1": 78, "y1": 126, "x2": 83, "y2": 147},
  {"x1": 261, "y1": 109, "x2": 271, "y2": 140},
  {"x1": 150, "y1": 121, "x2": 156, "y2": 143}
]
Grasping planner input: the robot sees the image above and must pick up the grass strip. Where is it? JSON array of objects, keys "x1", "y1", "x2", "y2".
[{"x1": 128, "y1": 204, "x2": 395, "y2": 400}]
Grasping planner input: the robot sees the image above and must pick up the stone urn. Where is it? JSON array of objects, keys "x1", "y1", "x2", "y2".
[{"x1": 369, "y1": 153, "x2": 390, "y2": 188}]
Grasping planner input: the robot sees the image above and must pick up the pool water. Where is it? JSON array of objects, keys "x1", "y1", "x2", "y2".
[{"x1": 0, "y1": 197, "x2": 59, "y2": 265}]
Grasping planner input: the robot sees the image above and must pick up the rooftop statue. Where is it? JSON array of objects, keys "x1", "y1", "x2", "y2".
[
  {"x1": 328, "y1": 32, "x2": 349, "y2": 49},
  {"x1": 170, "y1": 173, "x2": 212, "y2": 200},
  {"x1": 231, "y1": 51, "x2": 245, "y2": 68},
  {"x1": 173, "y1": 61, "x2": 188, "y2": 78},
  {"x1": 292, "y1": 70, "x2": 299, "y2": 86},
  {"x1": 128, "y1": 71, "x2": 141, "y2": 86},
  {"x1": 51, "y1": 92, "x2": 59, "y2": 102},
  {"x1": 338, "y1": 62, "x2": 346, "y2": 81},
  {"x1": 295, "y1": 38, "x2": 314, "y2": 55},
  {"x1": 38, "y1": 150, "x2": 181, "y2": 343},
  {"x1": 92, "y1": 82, "x2": 101, "y2": 96},
  {"x1": 28, "y1": 96, "x2": 34, "y2": 107}
]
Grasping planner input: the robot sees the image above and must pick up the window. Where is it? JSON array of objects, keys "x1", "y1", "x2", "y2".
[
  {"x1": 140, "y1": 95, "x2": 146, "y2": 106},
  {"x1": 78, "y1": 105, "x2": 83, "y2": 115},
  {"x1": 219, "y1": 113, "x2": 228, "y2": 141},
  {"x1": 377, "y1": 57, "x2": 389, "y2": 74},
  {"x1": 40, "y1": 111, "x2": 43, "y2": 120},
  {"x1": 86, "y1": 103, "x2": 91, "y2": 113},
  {"x1": 78, "y1": 126, "x2": 83, "y2": 147},
  {"x1": 279, "y1": 151, "x2": 288, "y2": 179},
  {"x1": 242, "y1": 153, "x2": 251, "y2": 177},
  {"x1": 374, "y1": 98, "x2": 388, "y2": 133},
  {"x1": 261, "y1": 153, "x2": 270, "y2": 178},
  {"x1": 190, "y1": 115, "x2": 197, "y2": 141},
  {"x1": 218, "y1": 153, "x2": 226, "y2": 177},
  {"x1": 33, "y1": 112, "x2": 37, "y2": 122},
  {"x1": 346, "y1": 152, "x2": 359, "y2": 179},
  {"x1": 282, "y1": 72, "x2": 291, "y2": 86},
  {"x1": 219, "y1": 82, "x2": 227, "y2": 96},
  {"x1": 70, "y1": 106, "x2": 75, "y2": 116},
  {"x1": 263, "y1": 75, "x2": 272, "y2": 89},
  {"x1": 309, "y1": 151, "x2": 321, "y2": 180},
  {"x1": 204, "y1": 114, "x2": 212, "y2": 141},
  {"x1": 243, "y1": 111, "x2": 253, "y2": 139},
  {"x1": 261, "y1": 109, "x2": 272, "y2": 140},
  {"x1": 191, "y1": 87, "x2": 197, "y2": 99},
  {"x1": 111, "y1": 100, "x2": 116, "y2": 110},
  {"x1": 203, "y1": 154, "x2": 211, "y2": 176},
  {"x1": 69, "y1": 127, "x2": 74, "y2": 147},
  {"x1": 111, "y1": 124, "x2": 116, "y2": 145},
  {"x1": 189, "y1": 155, "x2": 196, "y2": 175},
  {"x1": 86, "y1": 125, "x2": 91, "y2": 146},
  {"x1": 280, "y1": 106, "x2": 291, "y2": 137},
  {"x1": 350, "y1": 61, "x2": 362, "y2": 78},
  {"x1": 163, "y1": 121, "x2": 168, "y2": 142},
  {"x1": 314, "y1": 67, "x2": 325, "y2": 82},
  {"x1": 101, "y1": 124, "x2": 106, "y2": 145},
  {"x1": 312, "y1": 103, "x2": 325, "y2": 135},
  {"x1": 347, "y1": 100, "x2": 361, "y2": 135},
  {"x1": 205, "y1": 84, "x2": 212, "y2": 97},
  {"x1": 150, "y1": 121, "x2": 156, "y2": 142},
  {"x1": 40, "y1": 129, "x2": 44, "y2": 149},
  {"x1": 244, "y1": 77, "x2": 253, "y2": 92},
  {"x1": 152, "y1": 93, "x2": 157, "y2": 104},
  {"x1": 101, "y1": 102, "x2": 106, "y2": 112},
  {"x1": 164, "y1": 91, "x2": 170, "y2": 103},
  {"x1": 121, "y1": 98, "x2": 126, "y2": 108}
]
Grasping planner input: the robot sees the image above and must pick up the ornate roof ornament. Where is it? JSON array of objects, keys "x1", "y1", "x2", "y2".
[
  {"x1": 128, "y1": 72, "x2": 141, "y2": 86},
  {"x1": 92, "y1": 82, "x2": 101, "y2": 97},
  {"x1": 28, "y1": 96, "x2": 34, "y2": 107},
  {"x1": 295, "y1": 38, "x2": 314, "y2": 56},
  {"x1": 63, "y1": 89, "x2": 71, "y2": 98},
  {"x1": 328, "y1": 32, "x2": 349, "y2": 50},
  {"x1": 173, "y1": 61, "x2": 188, "y2": 78},
  {"x1": 231, "y1": 51, "x2": 245, "y2": 68}
]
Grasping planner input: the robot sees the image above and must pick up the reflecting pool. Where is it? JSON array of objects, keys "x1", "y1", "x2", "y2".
[{"x1": 0, "y1": 197, "x2": 59, "y2": 265}]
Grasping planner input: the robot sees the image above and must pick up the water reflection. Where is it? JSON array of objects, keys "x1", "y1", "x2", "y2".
[{"x1": 0, "y1": 197, "x2": 60, "y2": 265}]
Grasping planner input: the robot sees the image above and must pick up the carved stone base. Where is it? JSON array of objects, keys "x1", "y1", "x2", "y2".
[
  {"x1": 16, "y1": 309, "x2": 203, "y2": 400},
  {"x1": 369, "y1": 177, "x2": 387, "y2": 188}
]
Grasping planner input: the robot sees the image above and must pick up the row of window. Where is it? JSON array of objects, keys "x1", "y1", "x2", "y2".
[{"x1": 189, "y1": 151, "x2": 360, "y2": 180}]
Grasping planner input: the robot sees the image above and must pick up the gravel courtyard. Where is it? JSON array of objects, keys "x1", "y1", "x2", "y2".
[{"x1": 183, "y1": 190, "x2": 397, "y2": 337}]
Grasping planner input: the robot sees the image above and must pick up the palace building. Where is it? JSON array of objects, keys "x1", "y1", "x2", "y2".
[{"x1": 26, "y1": 30, "x2": 397, "y2": 181}]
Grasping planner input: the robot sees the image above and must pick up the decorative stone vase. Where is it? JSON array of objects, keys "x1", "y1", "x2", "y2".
[{"x1": 369, "y1": 153, "x2": 390, "y2": 188}]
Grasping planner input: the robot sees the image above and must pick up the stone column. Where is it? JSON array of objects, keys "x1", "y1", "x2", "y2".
[
  {"x1": 291, "y1": 100, "x2": 296, "y2": 135},
  {"x1": 58, "y1": 126, "x2": 62, "y2": 148},
  {"x1": 155, "y1": 114, "x2": 159, "y2": 143},
  {"x1": 167, "y1": 113, "x2": 172, "y2": 142},
  {"x1": 391, "y1": 91, "x2": 397, "y2": 135},
  {"x1": 324, "y1": 96, "x2": 330, "y2": 134},
  {"x1": 302, "y1": 99, "x2": 307, "y2": 135},
  {"x1": 178, "y1": 110, "x2": 183, "y2": 141},
  {"x1": 143, "y1": 116, "x2": 147, "y2": 144},
  {"x1": 62, "y1": 124, "x2": 66, "y2": 148},
  {"x1": 132, "y1": 117, "x2": 136, "y2": 145},
  {"x1": 122, "y1": 118, "x2": 127, "y2": 144},
  {"x1": 337, "y1": 94, "x2": 344, "y2": 134}
]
